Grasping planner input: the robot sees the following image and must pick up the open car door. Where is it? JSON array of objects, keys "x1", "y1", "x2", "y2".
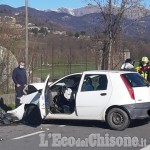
[{"x1": 39, "y1": 74, "x2": 52, "y2": 119}]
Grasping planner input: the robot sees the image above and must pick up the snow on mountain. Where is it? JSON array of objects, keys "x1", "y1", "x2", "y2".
[
  {"x1": 50, "y1": 4, "x2": 100, "y2": 17},
  {"x1": 57, "y1": 7, "x2": 75, "y2": 16}
]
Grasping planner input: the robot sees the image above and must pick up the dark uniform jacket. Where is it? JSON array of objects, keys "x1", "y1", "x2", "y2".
[{"x1": 12, "y1": 67, "x2": 27, "y2": 86}]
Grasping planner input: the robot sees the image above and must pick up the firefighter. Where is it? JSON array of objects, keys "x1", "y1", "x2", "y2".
[{"x1": 136, "y1": 56, "x2": 150, "y2": 82}]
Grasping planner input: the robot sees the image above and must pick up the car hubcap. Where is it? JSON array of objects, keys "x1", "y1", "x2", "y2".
[{"x1": 112, "y1": 112, "x2": 124, "y2": 125}]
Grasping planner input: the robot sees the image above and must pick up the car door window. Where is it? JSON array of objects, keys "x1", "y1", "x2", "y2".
[
  {"x1": 96, "y1": 75, "x2": 108, "y2": 90},
  {"x1": 82, "y1": 76, "x2": 94, "y2": 91},
  {"x1": 81, "y1": 74, "x2": 108, "y2": 91}
]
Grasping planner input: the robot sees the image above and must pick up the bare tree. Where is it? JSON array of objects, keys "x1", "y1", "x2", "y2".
[{"x1": 85, "y1": 0, "x2": 149, "y2": 69}]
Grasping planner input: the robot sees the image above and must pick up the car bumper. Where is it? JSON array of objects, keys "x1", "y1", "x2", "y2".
[{"x1": 122, "y1": 102, "x2": 150, "y2": 119}]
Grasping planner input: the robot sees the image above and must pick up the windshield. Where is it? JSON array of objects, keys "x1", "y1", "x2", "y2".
[
  {"x1": 51, "y1": 74, "x2": 82, "y2": 91},
  {"x1": 122, "y1": 73, "x2": 149, "y2": 87}
]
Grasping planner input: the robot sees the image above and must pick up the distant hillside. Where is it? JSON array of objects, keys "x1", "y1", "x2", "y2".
[{"x1": 0, "y1": 4, "x2": 150, "y2": 38}]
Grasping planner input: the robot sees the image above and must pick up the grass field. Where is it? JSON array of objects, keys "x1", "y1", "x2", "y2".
[
  {"x1": 31, "y1": 61, "x2": 140, "y2": 82},
  {"x1": 32, "y1": 63, "x2": 97, "y2": 81}
]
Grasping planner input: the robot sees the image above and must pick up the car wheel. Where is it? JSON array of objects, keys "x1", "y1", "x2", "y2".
[{"x1": 106, "y1": 108, "x2": 130, "y2": 131}]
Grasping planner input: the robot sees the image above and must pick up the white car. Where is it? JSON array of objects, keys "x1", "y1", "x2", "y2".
[{"x1": 7, "y1": 70, "x2": 150, "y2": 130}]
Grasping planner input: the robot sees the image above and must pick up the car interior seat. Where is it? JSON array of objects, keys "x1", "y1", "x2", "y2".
[
  {"x1": 96, "y1": 75, "x2": 108, "y2": 90},
  {"x1": 82, "y1": 77, "x2": 94, "y2": 91}
]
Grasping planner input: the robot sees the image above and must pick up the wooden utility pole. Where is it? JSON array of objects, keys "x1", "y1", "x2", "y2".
[
  {"x1": 25, "y1": 0, "x2": 28, "y2": 70},
  {"x1": 108, "y1": 0, "x2": 112, "y2": 70}
]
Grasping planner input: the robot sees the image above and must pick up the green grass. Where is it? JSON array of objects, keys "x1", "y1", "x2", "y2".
[
  {"x1": 133, "y1": 61, "x2": 139, "y2": 68},
  {"x1": 6, "y1": 103, "x2": 15, "y2": 110},
  {"x1": 32, "y1": 63, "x2": 96, "y2": 81}
]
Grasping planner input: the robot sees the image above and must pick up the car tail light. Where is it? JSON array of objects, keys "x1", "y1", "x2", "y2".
[{"x1": 120, "y1": 74, "x2": 135, "y2": 100}]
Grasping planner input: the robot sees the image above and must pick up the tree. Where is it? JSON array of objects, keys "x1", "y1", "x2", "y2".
[
  {"x1": 74, "y1": 32, "x2": 80, "y2": 38},
  {"x1": 85, "y1": 0, "x2": 148, "y2": 69},
  {"x1": 31, "y1": 28, "x2": 39, "y2": 36},
  {"x1": 39, "y1": 27, "x2": 48, "y2": 36},
  {"x1": 80, "y1": 31, "x2": 86, "y2": 36}
]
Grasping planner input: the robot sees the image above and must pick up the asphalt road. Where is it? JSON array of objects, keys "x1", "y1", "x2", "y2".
[{"x1": 0, "y1": 119, "x2": 150, "y2": 150}]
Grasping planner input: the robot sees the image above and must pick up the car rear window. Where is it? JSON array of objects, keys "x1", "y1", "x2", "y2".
[{"x1": 122, "y1": 73, "x2": 149, "y2": 87}]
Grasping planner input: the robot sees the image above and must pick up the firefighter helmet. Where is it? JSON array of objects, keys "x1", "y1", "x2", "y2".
[{"x1": 141, "y1": 57, "x2": 149, "y2": 64}]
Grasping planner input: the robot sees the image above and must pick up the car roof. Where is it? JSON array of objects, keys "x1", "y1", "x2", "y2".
[
  {"x1": 82, "y1": 70, "x2": 136, "y2": 74},
  {"x1": 64, "y1": 70, "x2": 136, "y2": 77}
]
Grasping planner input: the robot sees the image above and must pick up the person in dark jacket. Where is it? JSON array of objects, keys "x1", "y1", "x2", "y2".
[{"x1": 12, "y1": 61, "x2": 27, "y2": 108}]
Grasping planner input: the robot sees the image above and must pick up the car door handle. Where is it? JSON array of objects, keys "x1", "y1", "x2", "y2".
[{"x1": 100, "y1": 93, "x2": 107, "y2": 96}]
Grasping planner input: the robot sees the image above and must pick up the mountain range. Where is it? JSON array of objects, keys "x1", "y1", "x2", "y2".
[
  {"x1": 53, "y1": 4, "x2": 101, "y2": 17},
  {"x1": 0, "y1": 4, "x2": 150, "y2": 38}
]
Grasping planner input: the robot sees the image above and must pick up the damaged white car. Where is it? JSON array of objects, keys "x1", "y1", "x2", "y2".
[
  {"x1": 7, "y1": 70, "x2": 150, "y2": 130},
  {"x1": 7, "y1": 81, "x2": 52, "y2": 121}
]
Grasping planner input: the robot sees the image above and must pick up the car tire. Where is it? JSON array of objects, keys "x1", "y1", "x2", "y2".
[{"x1": 106, "y1": 108, "x2": 130, "y2": 131}]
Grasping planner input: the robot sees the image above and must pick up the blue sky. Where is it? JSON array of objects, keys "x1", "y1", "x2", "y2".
[
  {"x1": 0, "y1": 0, "x2": 89, "y2": 10},
  {"x1": 0, "y1": 0, "x2": 149, "y2": 10}
]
